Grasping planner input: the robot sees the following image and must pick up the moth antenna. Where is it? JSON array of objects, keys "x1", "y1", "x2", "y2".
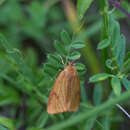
[{"x1": 59, "y1": 55, "x2": 66, "y2": 67}]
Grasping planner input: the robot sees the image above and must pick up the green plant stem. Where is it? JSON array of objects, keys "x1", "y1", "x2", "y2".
[
  {"x1": 46, "y1": 90, "x2": 130, "y2": 130},
  {"x1": 97, "y1": 0, "x2": 111, "y2": 98},
  {"x1": 98, "y1": 0, "x2": 110, "y2": 73},
  {"x1": 101, "y1": 12, "x2": 110, "y2": 73},
  {"x1": 81, "y1": 43, "x2": 101, "y2": 74}
]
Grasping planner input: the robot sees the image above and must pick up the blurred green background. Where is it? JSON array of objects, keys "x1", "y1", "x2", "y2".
[{"x1": 0, "y1": 0, "x2": 130, "y2": 130}]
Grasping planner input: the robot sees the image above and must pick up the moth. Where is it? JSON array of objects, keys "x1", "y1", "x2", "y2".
[{"x1": 47, "y1": 62, "x2": 80, "y2": 114}]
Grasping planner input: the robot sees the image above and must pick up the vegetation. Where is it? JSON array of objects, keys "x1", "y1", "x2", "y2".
[{"x1": 0, "y1": 0, "x2": 129, "y2": 130}]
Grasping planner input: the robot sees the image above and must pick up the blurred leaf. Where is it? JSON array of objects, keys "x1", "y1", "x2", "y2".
[
  {"x1": 54, "y1": 40, "x2": 67, "y2": 56},
  {"x1": 109, "y1": 16, "x2": 126, "y2": 68},
  {"x1": 0, "y1": 0, "x2": 5, "y2": 5},
  {"x1": 0, "y1": 54, "x2": 13, "y2": 73},
  {"x1": 24, "y1": 48, "x2": 38, "y2": 68},
  {"x1": 0, "y1": 81, "x2": 20, "y2": 106},
  {"x1": 68, "y1": 52, "x2": 81, "y2": 60},
  {"x1": 47, "y1": 54, "x2": 63, "y2": 67},
  {"x1": 43, "y1": 69, "x2": 56, "y2": 77},
  {"x1": 109, "y1": 15, "x2": 120, "y2": 48},
  {"x1": 123, "y1": 58, "x2": 130, "y2": 73},
  {"x1": 44, "y1": 63, "x2": 59, "y2": 71},
  {"x1": 97, "y1": 39, "x2": 111, "y2": 50},
  {"x1": 43, "y1": 63, "x2": 58, "y2": 77},
  {"x1": 121, "y1": 78, "x2": 130, "y2": 90},
  {"x1": 0, "y1": 125, "x2": 8, "y2": 130},
  {"x1": 114, "y1": 34, "x2": 126, "y2": 68},
  {"x1": 78, "y1": 70, "x2": 86, "y2": 76},
  {"x1": 78, "y1": 20, "x2": 101, "y2": 40},
  {"x1": 0, "y1": 116, "x2": 14, "y2": 130},
  {"x1": 36, "y1": 111, "x2": 48, "y2": 128},
  {"x1": 28, "y1": 1, "x2": 47, "y2": 27},
  {"x1": 75, "y1": 63, "x2": 86, "y2": 71},
  {"x1": 101, "y1": 116, "x2": 110, "y2": 130},
  {"x1": 0, "y1": 33, "x2": 36, "y2": 85},
  {"x1": 77, "y1": 0, "x2": 93, "y2": 20},
  {"x1": 111, "y1": 77, "x2": 121, "y2": 96},
  {"x1": 81, "y1": 83, "x2": 87, "y2": 102},
  {"x1": 61, "y1": 30, "x2": 71, "y2": 45},
  {"x1": 84, "y1": 117, "x2": 96, "y2": 130},
  {"x1": 89, "y1": 73, "x2": 110, "y2": 83},
  {"x1": 93, "y1": 83, "x2": 102, "y2": 106},
  {"x1": 71, "y1": 41, "x2": 86, "y2": 49},
  {"x1": 27, "y1": 101, "x2": 43, "y2": 125}
]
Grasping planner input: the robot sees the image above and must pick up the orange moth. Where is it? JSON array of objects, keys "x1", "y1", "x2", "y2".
[{"x1": 47, "y1": 62, "x2": 80, "y2": 114}]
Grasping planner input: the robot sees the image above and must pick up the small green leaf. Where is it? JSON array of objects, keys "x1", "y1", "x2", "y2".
[
  {"x1": 111, "y1": 77, "x2": 121, "y2": 96},
  {"x1": 47, "y1": 54, "x2": 62, "y2": 65},
  {"x1": 0, "y1": 116, "x2": 14, "y2": 130},
  {"x1": 43, "y1": 68, "x2": 57, "y2": 77},
  {"x1": 44, "y1": 63, "x2": 60, "y2": 71},
  {"x1": 121, "y1": 78, "x2": 130, "y2": 90},
  {"x1": 77, "y1": 0, "x2": 93, "y2": 20},
  {"x1": 97, "y1": 39, "x2": 111, "y2": 50},
  {"x1": 75, "y1": 63, "x2": 86, "y2": 71},
  {"x1": 89, "y1": 73, "x2": 110, "y2": 83},
  {"x1": 114, "y1": 34, "x2": 126, "y2": 68},
  {"x1": 61, "y1": 30, "x2": 71, "y2": 45},
  {"x1": 68, "y1": 52, "x2": 81, "y2": 60},
  {"x1": 54, "y1": 40, "x2": 67, "y2": 56},
  {"x1": 71, "y1": 41, "x2": 86, "y2": 49},
  {"x1": 78, "y1": 70, "x2": 86, "y2": 76},
  {"x1": 110, "y1": 17, "x2": 120, "y2": 48}
]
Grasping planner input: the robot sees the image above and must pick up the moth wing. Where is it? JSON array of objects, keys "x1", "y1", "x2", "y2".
[
  {"x1": 47, "y1": 71, "x2": 69, "y2": 114},
  {"x1": 68, "y1": 71, "x2": 80, "y2": 111},
  {"x1": 47, "y1": 65, "x2": 80, "y2": 114}
]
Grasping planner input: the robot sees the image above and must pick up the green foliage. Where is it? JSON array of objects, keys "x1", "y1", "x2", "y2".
[
  {"x1": 111, "y1": 77, "x2": 121, "y2": 96},
  {"x1": 97, "y1": 39, "x2": 111, "y2": 50},
  {"x1": 121, "y1": 78, "x2": 130, "y2": 90},
  {"x1": 89, "y1": 73, "x2": 111, "y2": 83},
  {"x1": 43, "y1": 30, "x2": 86, "y2": 87},
  {"x1": 0, "y1": 116, "x2": 14, "y2": 130},
  {"x1": 0, "y1": 0, "x2": 129, "y2": 130},
  {"x1": 77, "y1": 0, "x2": 93, "y2": 20}
]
